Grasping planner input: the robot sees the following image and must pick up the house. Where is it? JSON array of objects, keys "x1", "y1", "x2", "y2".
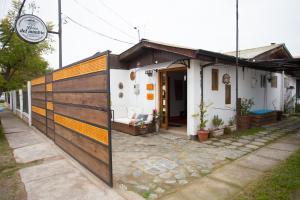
[{"x1": 109, "y1": 39, "x2": 297, "y2": 139}]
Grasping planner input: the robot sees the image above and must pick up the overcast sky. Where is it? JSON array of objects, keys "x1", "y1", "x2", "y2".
[{"x1": 1, "y1": 0, "x2": 300, "y2": 69}]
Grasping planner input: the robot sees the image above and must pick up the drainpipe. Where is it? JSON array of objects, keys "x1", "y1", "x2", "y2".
[
  {"x1": 281, "y1": 70, "x2": 285, "y2": 111},
  {"x1": 200, "y1": 62, "x2": 216, "y2": 111}
]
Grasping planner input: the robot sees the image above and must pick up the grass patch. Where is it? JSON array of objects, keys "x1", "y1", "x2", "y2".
[
  {"x1": 142, "y1": 191, "x2": 151, "y2": 199},
  {"x1": 0, "y1": 125, "x2": 27, "y2": 200},
  {"x1": 235, "y1": 149, "x2": 300, "y2": 200},
  {"x1": 233, "y1": 127, "x2": 266, "y2": 139}
]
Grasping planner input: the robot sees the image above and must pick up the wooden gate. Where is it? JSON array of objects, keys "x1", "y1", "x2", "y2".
[
  {"x1": 30, "y1": 52, "x2": 112, "y2": 186},
  {"x1": 31, "y1": 76, "x2": 47, "y2": 134}
]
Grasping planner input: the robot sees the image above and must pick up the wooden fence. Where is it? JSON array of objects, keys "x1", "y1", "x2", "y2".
[{"x1": 30, "y1": 52, "x2": 112, "y2": 186}]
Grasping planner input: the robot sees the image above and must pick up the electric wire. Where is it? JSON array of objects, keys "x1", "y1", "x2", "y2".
[
  {"x1": 66, "y1": 15, "x2": 134, "y2": 45},
  {"x1": 1, "y1": 0, "x2": 27, "y2": 49},
  {"x1": 73, "y1": 0, "x2": 135, "y2": 40},
  {"x1": 96, "y1": 0, "x2": 134, "y2": 28}
]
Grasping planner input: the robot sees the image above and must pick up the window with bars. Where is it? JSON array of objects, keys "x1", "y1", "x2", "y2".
[
  {"x1": 23, "y1": 91, "x2": 28, "y2": 113},
  {"x1": 16, "y1": 92, "x2": 20, "y2": 109}
]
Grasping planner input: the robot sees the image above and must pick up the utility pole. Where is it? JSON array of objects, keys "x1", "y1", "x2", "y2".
[
  {"x1": 235, "y1": 0, "x2": 239, "y2": 115},
  {"x1": 134, "y1": 27, "x2": 140, "y2": 42},
  {"x1": 58, "y1": 0, "x2": 62, "y2": 69}
]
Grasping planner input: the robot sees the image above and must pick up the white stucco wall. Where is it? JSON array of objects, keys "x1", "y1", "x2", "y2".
[
  {"x1": 202, "y1": 65, "x2": 286, "y2": 129},
  {"x1": 110, "y1": 60, "x2": 297, "y2": 137}
]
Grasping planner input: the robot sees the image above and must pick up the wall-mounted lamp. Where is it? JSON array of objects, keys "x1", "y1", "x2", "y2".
[
  {"x1": 266, "y1": 72, "x2": 272, "y2": 82},
  {"x1": 145, "y1": 70, "x2": 153, "y2": 77}
]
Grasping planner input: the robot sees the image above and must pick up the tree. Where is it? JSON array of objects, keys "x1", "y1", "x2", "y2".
[{"x1": 0, "y1": 0, "x2": 53, "y2": 95}]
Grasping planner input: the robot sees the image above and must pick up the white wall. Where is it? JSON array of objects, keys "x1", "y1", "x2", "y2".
[
  {"x1": 110, "y1": 62, "x2": 173, "y2": 118},
  {"x1": 202, "y1": 65, "x2": 284, "y2": 129},
  {"x1": 110, "y1": 60, "x2": 296, "y2": 137}
]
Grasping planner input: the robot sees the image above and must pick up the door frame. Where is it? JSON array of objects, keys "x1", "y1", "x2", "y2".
[{"x1": 158, "y1": 67, "x2": 187, "y2": 130}]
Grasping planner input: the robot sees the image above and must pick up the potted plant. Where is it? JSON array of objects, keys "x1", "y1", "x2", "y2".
[
  {"x1": 211, "y1": 115, "x2": 224, "y2": 137},
  {"x1": 228, "y1": 117, "x2": 237, "y2": 132},
  {"x1": 237, "y1": 98, "x2": 254, "y2": 131},
  {"x1": 192, "y1": 102, "x2": 211, "y2": 142}
]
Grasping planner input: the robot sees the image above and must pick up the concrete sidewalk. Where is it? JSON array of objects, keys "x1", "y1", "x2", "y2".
[
  {"x1": 161, "y1": 131, "x2": 300, "y2": 200},
  {"x1": 1, "y1": 111, "x2": 125, "y2": 200}
]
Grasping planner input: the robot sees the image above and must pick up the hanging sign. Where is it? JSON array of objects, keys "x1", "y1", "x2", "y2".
[{"x1": 15, "y1": 14, "x2": 48, "y2": 44}]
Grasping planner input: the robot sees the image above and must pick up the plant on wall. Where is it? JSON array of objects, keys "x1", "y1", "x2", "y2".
[
  {"x1": 284, "y1": 94, "x2": 295, "y2": 114},
  {"x1": 192, "y1": 102, "x2": 212, "y2": 130},
  {"x1": 240, "y1": 98, "x2": 254, "y2": 116}
]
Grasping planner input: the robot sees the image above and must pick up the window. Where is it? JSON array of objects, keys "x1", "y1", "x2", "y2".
[
  {"x1": 225, "y1": 84, "x2": 231, "y2": 104},
  {"x1": 212, "y1": 69, "x2": 219, "y2": 91},
  {"x1": 260, "y1": 75, "x2": 266, "y2": 88},
  {"x1": 16, "y1": 92, "x2": 20, "y2": 109},
  {"x1": 271, "y1": 76, "x2": 277, "y2": 88},
  {"x1": 23, "y1": 91, "x2": 28, "y2": 114}
]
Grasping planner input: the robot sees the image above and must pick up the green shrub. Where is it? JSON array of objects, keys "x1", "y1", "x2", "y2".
[{"x1": 223, "y1": 126, "x2": 232, "y2": 135}]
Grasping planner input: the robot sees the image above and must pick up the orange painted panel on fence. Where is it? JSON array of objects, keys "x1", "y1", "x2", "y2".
[
  {"x1": 31, "y1": 76, "x2": 45, "y2": 86},
  {"x1": 47, "y1": 102, "x2": 53, "y2": 110},
  {"x1": 32, "y1": 106, "x2": 46, "y2": 116},
  {"x1": 46, "y1": 83, "x2": 53, "y2": 91},
  {"x1": 54, "y1": 114, "x2": 108, "y2": 145},
  {"x1": 53, "y1": 55, "x2": 107, "y2": 81}
]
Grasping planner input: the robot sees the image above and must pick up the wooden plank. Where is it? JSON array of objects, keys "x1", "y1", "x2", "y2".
[
  {"x1": 47, "y1": 102, "x2": 53, "y2": 110},
  {"x1": 47, "y1": 127, "x2": 55, "y2": 140},
  {"x1": 53, "y1": 73, "x2": 107, "y2": 92},
  {"x1": 54, "y1": 114, "x2": 108, "y2": 145},
  {"x1": 55, "y1": 124, "x2": 109, "y2": 164},
  {"x1": 32, "y1": 99, "x2": 46, "y2": 108},
  {"x1": 32, "y1": 112, "x2": 46, "y2": 125},
  {"x1": 54, "y1": 103, "x2": 108, "y2": 127},
  {"x1": 47, "y1": 119, "x2": 54, "y2": 129},
  {"x1": 53, "y1": 93, "x2": 107, "y2": 108},
  {"x1": 47, "y1": 92, "x2": 53, "y2": 101},
  {"x1": 31, "y1": 76, "x2": 45, "y2": 86},
  {"x1": 46, "y1": 83, "x2": 53, "y2": 92},
  {"x1": 32, "y1": 92, "x2": 46, "y2": 100},
  {"x1": 31, "y1": 84, "x2": 45, "y2": 92},
  {"x1": 55, "y1": 134, "x2": 110, "y2": 183},
  {"x1": 47, "y1": 110, "x2": 54, "y2": 120},
  {"x1": 32, "y1": 118, "x2": 46, "y2": 133},
  {"x1": 46, "y1": 74, "x2": 53, "y2": 83},
  {"x1": 53, "y1": 55, "x2": 107, "y2": 81},
  {"x1": 32, "y1": 106, "x2": 46, "y2": 116}
]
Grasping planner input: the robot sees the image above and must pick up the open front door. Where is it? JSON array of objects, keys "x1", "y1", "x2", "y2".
[{"x1": 159, "y1": 71, "x2": 168, "y2": 129}]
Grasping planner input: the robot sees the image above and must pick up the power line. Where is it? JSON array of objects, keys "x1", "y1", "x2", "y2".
[
  {"x1": 96, "y1": 0, "x2": 134, "y2": 28},
  {"x1": 73, "y1": 0, "x2": 135, "y2": 40},
  {"x1": 1, "y1": 0, "x2": 27, "y2": 49},
  {"x1": 66, "y1": 15, "x2": 134, "y2": 45}
]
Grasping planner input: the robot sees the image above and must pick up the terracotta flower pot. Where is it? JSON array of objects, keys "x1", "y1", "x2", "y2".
[
  {"x1": 237, "y1": 115, "x2": 251, "y2": 131},
  {"x1": 197, "y1": 130, "x2": 209, "y2": 142}
]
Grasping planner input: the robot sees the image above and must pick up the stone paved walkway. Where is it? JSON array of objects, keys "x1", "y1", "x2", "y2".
[{"x1": 112, "y1": 117, "x2": 300, "y2": 199}]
